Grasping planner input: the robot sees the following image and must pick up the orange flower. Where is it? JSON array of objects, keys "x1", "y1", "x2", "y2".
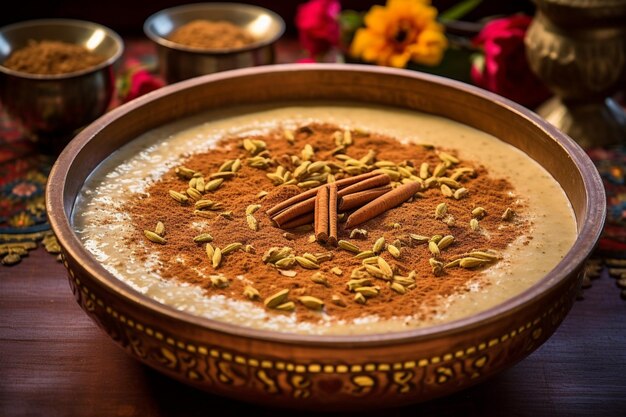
[{"x1": 350, "y1": 0, "x2": 448, "y2": 68}]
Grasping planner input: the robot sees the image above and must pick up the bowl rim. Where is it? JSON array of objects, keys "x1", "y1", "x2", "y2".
[
  {"x1": 46, "y1": 63, "x2": 606, "y2": 347},
  {"x1": 0, "y1": 18, "x2": 124, "y2": 80},
  {"x1": 143, "y1": 2, "x2": 286, "y2": 55}
]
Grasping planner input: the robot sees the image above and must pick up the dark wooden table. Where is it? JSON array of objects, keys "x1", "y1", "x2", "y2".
[{"x1": 1, "y1": 248, "x2": 625, "y2": 417}]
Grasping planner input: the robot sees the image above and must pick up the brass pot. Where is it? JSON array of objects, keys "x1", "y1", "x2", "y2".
[
  {"x1": 46, "y1": 64, "x2": 605, "y2": 411},
  {"x1": 143, "y1": 2, "x2": 285, "y2": 84},
  {"x1": 0, "y1": 19, "x2": 123, "y2": 138}
]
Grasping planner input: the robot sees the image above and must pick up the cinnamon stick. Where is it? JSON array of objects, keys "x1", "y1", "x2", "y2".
[
  {"x1": 344, "y1": 181, "x2": 421, "y2": 229},
  {"x1": 328, "y1": 184, "x2": 338, "y2": 246},
  {"x1": 266, "y1": 171, "x2": 379, "y2": 217},
  {"x1": 272, "y1": 196, "x2": 316, "y2": 227},
  {"x1": 338, "y1": 185, "x2": 391, "y2": 211},
  {"x1": 270, "y1": 172, "x2": 385, "y2": 227},
  {"x1": 272, "y1": 174, "x2": 387, "y2": 227},
  {"x1": 314, "y1": 186, "x2": 329, "y2": 242},
  {"x1": 280, "y1": 212, "x2": 315, "y2": 229},
  {"x1": 337, "y1": 174, "x2": 390, "y2": 198}
]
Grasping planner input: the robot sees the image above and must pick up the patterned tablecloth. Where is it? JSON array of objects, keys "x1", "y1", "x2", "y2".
[{"x1": 1, "y1": 39, "x2": 624, "y2": 297}]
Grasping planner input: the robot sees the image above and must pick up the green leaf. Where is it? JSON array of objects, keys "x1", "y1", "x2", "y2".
[
  {"x1": 439, "y1": 0, "x2": 483, "y2": 22},
  {"x1": 339, "y1": 10, "x2": 365, "y2": 33},
  {"x1": 339, "y1": 10, "x2": 365, "y2": 49},
  {"x1": 407, "y1": 47, "x2": 475, "y2": 84}
]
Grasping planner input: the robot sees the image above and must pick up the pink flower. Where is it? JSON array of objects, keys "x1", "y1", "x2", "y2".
[
  {"x1": 125, "y1": 69, "x2": 164, "y2": 102},
  {"x1": 295, "y1": 0, "x2": 341, "y2": 58},
  {"x1": 118, "y1": 59, "x2": 165, "y2": 104},
  {"x1": 471, "y1": 14, "x2": 551, "y2": 108}
]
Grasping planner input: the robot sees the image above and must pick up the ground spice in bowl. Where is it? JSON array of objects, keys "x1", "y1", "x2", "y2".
[
  {"x1": 2, "y1": 40, "x2": 106, "y2": 74},
  {"x1": 124, "y1": 123, "x2": 528, "y2": 324},
  {"x1": 167, "y1": 19, "x2": 256, "y2": 49}
]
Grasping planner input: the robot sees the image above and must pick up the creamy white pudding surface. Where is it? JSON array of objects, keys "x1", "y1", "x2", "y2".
[{"x1": 72, "y1": 103, "x2": 577, "y2": 335}]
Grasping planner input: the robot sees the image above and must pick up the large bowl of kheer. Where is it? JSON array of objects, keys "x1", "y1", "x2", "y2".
[{"x1": 46, "y1": 64, "x2": 605, "y2": 410}]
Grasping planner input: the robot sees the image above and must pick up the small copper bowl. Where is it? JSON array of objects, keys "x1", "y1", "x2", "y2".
[
  {"x1": 0, "y1": 18, "x2": 123, "y2": 138},
  {"x1": 143, "y1": 2, "x2": 285, "y2": 84},
  {"x1": 46, "y1": 65, "x2": 605, "y2": 411}
]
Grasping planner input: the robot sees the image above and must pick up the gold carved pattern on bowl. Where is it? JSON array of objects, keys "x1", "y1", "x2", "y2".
[{"x1": 61, "y1": 252, "x2": 574, "y2": 400}]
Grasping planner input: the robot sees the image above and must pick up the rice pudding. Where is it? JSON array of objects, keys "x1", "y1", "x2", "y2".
[{"x1": 72, "y1": 102, "x2": 577, "y2": 335}]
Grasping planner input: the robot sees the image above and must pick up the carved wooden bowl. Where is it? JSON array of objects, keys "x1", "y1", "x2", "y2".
[{"x1": 46, "y1": 64, "x2": 605, "y2": 411}]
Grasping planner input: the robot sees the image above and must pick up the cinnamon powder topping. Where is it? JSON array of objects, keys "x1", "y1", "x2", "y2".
[{"x1": 124, "y1": 123, "x2": 529, "y2": 324}]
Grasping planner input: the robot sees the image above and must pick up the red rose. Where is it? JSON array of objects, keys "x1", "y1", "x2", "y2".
[
  {"x1": 295, "y1": 0, "x2": 341, "y2": 58},
  {"x1": 471, "y1": 14, "x2": 551, "y2": 108},
  {"x1": 118, "y1": 59, "x2": 165, "y2": 104},
  {"x1": 125, "y1": 69, "x2": 164, "y2": 102}
]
